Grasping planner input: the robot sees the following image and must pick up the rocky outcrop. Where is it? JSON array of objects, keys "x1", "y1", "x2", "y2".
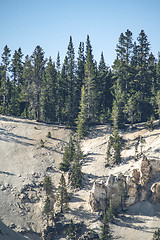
[
  {"x1": 140, "y1": 155, "x2": 152, "y2": 186},
  {"x1": 89, "y1": 175, "x2": 127, "y2": 211},
  {"x1": 151, "y1": 182, "x2": 160, "y2": 203},
  {"x1": 89, "y1": 156, "x2": 160, "y2": 211}
]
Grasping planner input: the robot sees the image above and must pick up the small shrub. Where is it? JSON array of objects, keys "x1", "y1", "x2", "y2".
[
  {"x1": 47, "y1": 131, "x2": 52, "y2": 138},
  {"x1": 152, "y1": 228, "x2": 160, "y2": 240},
  {"x1": 146, "y1": 116, "x2": 154, "y2": 131},
  {"x1": 40, "y1": 139, "x2": 45, "y2": 147},
  {"x1": 125, "y1": 139, "x2": 131, "y2": 149}
]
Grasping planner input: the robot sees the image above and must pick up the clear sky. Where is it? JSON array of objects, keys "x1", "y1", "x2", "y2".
[{"x1": 0, "y1": 0, "x2": 160, "y2": 66}]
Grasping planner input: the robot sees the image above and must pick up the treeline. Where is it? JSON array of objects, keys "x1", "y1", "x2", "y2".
[{"x1": 1, "y1": 30, "x2": 160, "y2": 131}]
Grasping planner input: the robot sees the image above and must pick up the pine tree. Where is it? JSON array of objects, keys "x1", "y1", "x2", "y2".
[
  {"x1": 156, "y1": 53, "x2": 160, "y2": 89},
  {"x1": 85, "y1": 35, "x2": 93, "y2": 60},
  {"x1": 76, "y1": 85, "x2": 88, "y2": 139},
  {"x1": 84, "y1": 35, "x2": 97, "y2": 124},
  {"x1": 9, "y1": 48, "x2": 24, "y2": 116},
  {"x1": 56, "y1": 52, "x2": 62, "y2": 123},
  {"x1": 111, "y1": 80, "x2": 125, "y2": 129},
  {"x1": 100, "y1": 213, "x2": 112, "y2": 240},
  {"x1": 1, "y1": 45, "x2": 11, "y2": 114},
  {"x1": 75, "y1": 42, "x2": 85, "y2": 116},
  {"x1": 118, "y1": 178, "x2": 128, "y2": 211},
  {"x1": 67, "y1": 219, "x2": 76, "y2": 240},
  {"x1": 41, "y1": 57, "x2": 57, "y2": 122},
  {"x1": 32, "y1": 45, "x2": 46, "y2": 121},
  {"x1": 124, "y1": 95, "x2": 137, "y2": 128},
  {"x1": 153, "y1": 228, "x2": 160, "y2": 240},
  {"x1": 156, "y1": 90, "x2": 160, "y2": 124},
  {"x1": 21, "y1": 55, "x2": 33, "y2": 118},
  {"x1": 116, "y1": 32, "x2": 126, "y2": 62},
  {"x1": 139, "y1": 135, "x2": 146, "y2": 155},
  {"x1": 57, "y1": 174, "x2": 69, "y2": 213},
  {"x1": 43, "y1": 175, "x2": 54, "y2": 227},
  {"x1": 97, "y1": 52, "x2": 112, "y2": 123},
  {"x1": 43, "y1": 175, "x2": 53, "y2": 197},
  {"x1": 70, "y1": 139, "x2": 83, "y2": 188},
  {"x1": 59, "y1": 136, "x2": 75, "y2": 172},
  {"x1": 43, "y1": 196, "x2": 54, "y2": 226},
  {"x1": 137, "y1": 30, "x2": 150, "y2": 68},
  {"x1": 106, "y1": 129, "x2": 123, "y2": 166},
  {"x1": 11, "y1": 48, "x2": 23, "y2": 91},
  {"x1": 64, "y1": 36, "x2": 76, "y2": 124},
  {"x1": 136, "y1": 30, "x2": 151, "y2": 121},
  {"x1": 60, "y1": 56, "x2": 69, "y2": 123},
  {"x1": 124, "y1": 29, "x2": 133, "y2": 65}
]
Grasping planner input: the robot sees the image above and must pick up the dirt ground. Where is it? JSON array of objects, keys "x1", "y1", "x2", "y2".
[{"x1": 0, "y1": 115, "x2": 160, "y2": 239}]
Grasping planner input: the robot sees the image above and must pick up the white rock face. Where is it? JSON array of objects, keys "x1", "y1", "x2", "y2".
[{"x1": 89, "y1": 156, "x2": 160, "y2": 211}]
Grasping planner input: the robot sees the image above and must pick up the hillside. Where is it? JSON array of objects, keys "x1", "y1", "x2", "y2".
[{"x1": 0, "y1": 115, "x2": 160, "y2": 239}]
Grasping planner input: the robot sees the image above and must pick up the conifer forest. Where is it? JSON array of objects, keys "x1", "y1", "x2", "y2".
[{"x1": 1, "y1": 29, "x2": 160, "y2": 131}]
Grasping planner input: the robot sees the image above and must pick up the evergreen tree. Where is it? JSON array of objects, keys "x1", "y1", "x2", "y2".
[
  {"x1": 115, "y1": 32, "x2": 125, "y2": 62},
  {"x1": 136, "y1": 30, "x2": 152, "y2": 121},
  {"x1": 100, "y1": 213, "x2": 112, "y2": 240},
  {"x1": 60, "y1": 56, "x2": 69, "y2": 123},
  {"x1": 11, "y1": 48, "x2": 23, "y2": 91},
  {"x1": 75, "y1": 42, "x2": 85, "y2": 114},
  {"x1": 67, "y1": 219, "x2": 76, "y2": 240},
  {"x1": 137, "y1": 30, "x2": 150, "y2": 68},
  {"x1": 57, "y1": 174, "x2": 69, "y2": 213},
  {"x1": 113, "y1": 30, "x2": 133, "y2": 96},
  {"x1": 41, "y1": 57, "x2": 57, "y2": 122},
  {"x1": 84, "y1": 35, "x2": 98, "y2": 124},
  {"x1": 148, "y1": 53, "x2": 158, "y2": 115},
  {"x1": 76, "y1": 85, "x2": 88, "y2": 139},
  {"x1": 156, "y1": 90, "x2": 160, "y2": 124},
  {"x1": 124, "y1": 95, "x2": 137, "y2": 128},
  {"x1": 59, "y1": 136, "x2": 75, "y2": 172},
  {"x1": 70, "y1": 139, "x2": 83, "y2": 188},
  {"x1": 85, "y1": 35, "x2": 93, "y2": 60},
  {"x1": 32, "y1": 45, "x2": 46, "y2": 121},
  {"x1": 9, "y1": 48, "x2": 24, "y2": 116},
  {"x1": 156, "y1": 53, "x2": 160, "y2": 89},
  {"x1": 0, "y1": 45, "x2": 11, "y2": 114},
  {"x1": 139, "y1": 135, "x2": 146, "y2": 154},
  {"x1": 111, "y1": 80, "x2": 125, "y2": 129},
  {"x1": 124, "y1": 29, "x2": 133, "y2": 65},
  {"x1": 21, "y1": 55, "x2": 33, "y2": 117},
  {"x1": 118, "y1": 178, "x2": 128, "y2": 211},
  {"x1": 43, "y1": 196, "x2": 54, "y2": 226},
  {"x1": 56, "y1": 52, "x2": 62, "y2": 123},
  {"x1": 106, "y1": 129, "x2": 123, "y2": 166},
  {"x1": 153, "y1": 228, "x2": 160, "y2": 240},
  {"x1": 43, "y1": 175, "x2": 53, "y2": 197},
  {"x1": 97, "y1": 52, "x2": 112, "y2": 123},
  {"x1": 64, "y1": 36, "x2": 76, "y2": 124}
]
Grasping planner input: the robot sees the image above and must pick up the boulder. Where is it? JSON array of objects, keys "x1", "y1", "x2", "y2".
[
  {"x1": 140, "y1": 155, "x2": 152, "y2": 186},
  {"x1": 151, "y1": 182, "x2": 160, "y2": 203}
]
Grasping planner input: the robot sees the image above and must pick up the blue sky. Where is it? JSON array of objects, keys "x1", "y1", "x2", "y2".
[{"x1": 0, "y1": 0, "x2": 160, "y2": 66}]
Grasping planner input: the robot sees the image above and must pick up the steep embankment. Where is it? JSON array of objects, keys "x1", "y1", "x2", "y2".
[
  {"x1": 0, "y1": 115, "x2": 72, "y2": 239},
  {"x1": 0, "y1": 115, "x2": 160, "y2": 239}
]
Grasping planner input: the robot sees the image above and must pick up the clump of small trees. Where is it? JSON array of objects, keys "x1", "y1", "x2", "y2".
[
  {"x1": 106, "y1": 129, "x2": 123, "y2": 166},
  {"x1": 59, "y1": 136, "x2": 83, "y2": 189}
]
